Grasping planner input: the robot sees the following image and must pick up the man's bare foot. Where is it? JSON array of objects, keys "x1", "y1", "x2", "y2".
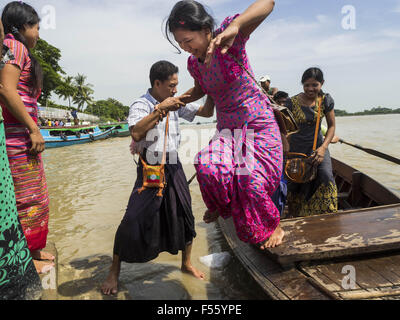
[
  {"x1": 31, "y1": 250, "x2": 55, "y2": 261},
  {"x1": 260, "y1": 225, "x2": 285, "y2": 249},
  {"x1": 181, "y1": 264, "x2": 205, "y2": 280},
  {"x1": 203, "y1": 210, "x2": 219, "y2": 224},
  {"x1": 101, "y1": 270, "x2": 119, "y2": 295},
  {"x1": 33, "y1": 260, "x2": 55, "y2": 274}
]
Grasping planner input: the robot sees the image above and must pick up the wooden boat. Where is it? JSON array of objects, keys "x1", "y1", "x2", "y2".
[
  {"x1": 218, "y1": 158, "x2": 400, "y2": 300},
  {"x1": 99, "y1": 122, "x2": 130, "y2": 137},
  {"x1": 40, "y1": 125, "x2": 113, "y2": 148}
]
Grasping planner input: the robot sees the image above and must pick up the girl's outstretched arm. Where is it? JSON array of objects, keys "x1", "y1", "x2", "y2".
[
  {"x1": 205, "y1": 0, "x2": 275, "y2": 65},
  {"x1": 234, "y1": 0, "x2": 275, "y2": 39},
  {"x1": 179, "y1": 79, "x2": 205, "y2": 104}
]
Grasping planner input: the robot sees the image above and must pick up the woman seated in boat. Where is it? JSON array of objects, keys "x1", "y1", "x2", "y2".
[{"x1": 285, "y1": 67, "x2": 338, "y2": 217}]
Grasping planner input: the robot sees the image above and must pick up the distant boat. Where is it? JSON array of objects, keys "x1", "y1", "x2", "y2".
[
  {"x1": 40, "y1": 125, "x2": 113, "y2": 148},
  {"x1": 99, "y1": 122, "x2": 130, "y2": 137}
]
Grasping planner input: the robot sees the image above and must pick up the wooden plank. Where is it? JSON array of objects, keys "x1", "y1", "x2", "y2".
[
  {"x1": 300, "y1": 265, "x2": 343, "y2": 292},
  {"x1": 363, "y1": 256, "x2": 400, "y2": 285},
  {"x1": 345, "y1": 260, "x2": 393, "y2": 289},
  {"x1": 337, "y1": 286, "x2": 400, "y2": 300},
  {"x1": 218, "y1": 217, "x2": 331, "y2": 300},
  {"x1": 266, "y1": 205, "x2": 400, "y2": 267}
]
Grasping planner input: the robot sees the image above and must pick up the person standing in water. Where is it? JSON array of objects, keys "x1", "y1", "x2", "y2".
[
  {"x1": 165, "y1": 0, "x2": 284, "y2": 249},
  {"x1": 101, "y1": 60, "x2": 215, "y2": 296},
  {"x1": 0, "y1": 2, "x2": 54, "y2": 274}
]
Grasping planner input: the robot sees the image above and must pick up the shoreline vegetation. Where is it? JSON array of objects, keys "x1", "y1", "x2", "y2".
[
  {"x1": 33, "y1": 38, "x2": 129, "y2": 123},
  {"x1": 34, "y1": 39, "x2": 398, "y2": 123},
  {"x1": 335, "y1": 107, "x2": 400, "y2": 117}
]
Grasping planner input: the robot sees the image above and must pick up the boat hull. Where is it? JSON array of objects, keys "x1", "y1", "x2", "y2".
[
  {"x1": 218, "y1": 157, "x2": 400, "y2": 300},
  {"x1": 41, "y1": 126, "x2": 113, "y2": 149}
]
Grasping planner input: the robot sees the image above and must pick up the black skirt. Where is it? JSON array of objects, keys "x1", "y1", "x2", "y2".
[{"x1": 113, "y1": 154, "x2": 196, "y2": 263}]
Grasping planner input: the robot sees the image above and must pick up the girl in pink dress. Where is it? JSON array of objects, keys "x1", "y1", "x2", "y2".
[{"x1": 165, "y1": 0, "x2": 284, "y2": 248}]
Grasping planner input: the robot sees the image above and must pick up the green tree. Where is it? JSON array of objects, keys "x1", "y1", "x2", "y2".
[
  {"x1": 73, "y1": 74, "x2": 94, "y2": 112},
  {"x1": 92, "y1": 98, "x2": 129, "y2": 121},
  {"x1": 31, "y1": 38, "x2": 65, "y2": 105},
  {"x1": 55, "y1": 76, "x2": 76, "y2": 109}
]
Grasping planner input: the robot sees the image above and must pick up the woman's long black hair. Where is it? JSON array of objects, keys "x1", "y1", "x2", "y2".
[
  {"x1": 165, "y1": 0, "x2": 216, "y2": 52},
  {"x1": 1, "y1": 1, "x2": 42, "y2": 97}
]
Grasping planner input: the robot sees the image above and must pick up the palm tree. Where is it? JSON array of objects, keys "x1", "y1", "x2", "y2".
[
  {"x1": 55, "y1": 76, "x2": 76, "y2": 109},
  {"x1": 73, "y1": 74, "x2": 95, "y2": 112}
]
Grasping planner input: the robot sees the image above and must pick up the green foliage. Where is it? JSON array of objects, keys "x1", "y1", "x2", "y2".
[
  {"x1": 91, "y1": 98, "x2": 129, "y2": 120},
  {"x1": 73, "y1": 74, "x2": 94, "y2": 112},
  {"x1": 31, "y1": 38, "x2": 65, "y2": 105},
  {"x1": 335, "y1": 107, "x2": 400, "y2": 117}
]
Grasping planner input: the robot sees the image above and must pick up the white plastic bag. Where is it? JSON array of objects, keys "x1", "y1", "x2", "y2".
[{"x1": 199, "y1": 252, "x2": 231, "y2": 269}]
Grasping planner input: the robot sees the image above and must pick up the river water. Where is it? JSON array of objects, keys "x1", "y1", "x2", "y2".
[{"x1": 42, "y1": 114, "x2": 400, "y2": 300}]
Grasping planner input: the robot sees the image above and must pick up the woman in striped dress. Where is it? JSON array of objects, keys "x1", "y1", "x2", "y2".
[
  {"x1": 0, "y1": 2, "x2": 54, "y2": 273},
  {"x1": 1, "y1": 22, "x2": 42, "y2": 299}
]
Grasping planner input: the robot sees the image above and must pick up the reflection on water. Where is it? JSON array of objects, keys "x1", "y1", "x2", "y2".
[{"x1": 42, "y1": 114, "x2": 400, "y2": 300}]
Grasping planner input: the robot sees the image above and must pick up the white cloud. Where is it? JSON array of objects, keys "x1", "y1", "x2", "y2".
[
  {"x1": 381, "y1": 29, "x2": 400, "y2": 38},
  {"x1": 316, "y1": 14, "x2": 329, "y2": 24}
]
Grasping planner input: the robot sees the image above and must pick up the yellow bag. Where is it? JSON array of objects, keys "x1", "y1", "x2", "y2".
[{"x1": 138, "y1": 113, "x2": 169, "y2": 197}]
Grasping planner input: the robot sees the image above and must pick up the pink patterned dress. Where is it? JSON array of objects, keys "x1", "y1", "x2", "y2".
[{"x1": 189, "y1": 15, "x2": 283, "y2": 244}]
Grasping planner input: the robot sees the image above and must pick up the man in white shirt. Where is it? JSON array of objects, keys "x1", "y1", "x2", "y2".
[{"x1": 102, "y1": 61, "x2": 214, "y2": 296}]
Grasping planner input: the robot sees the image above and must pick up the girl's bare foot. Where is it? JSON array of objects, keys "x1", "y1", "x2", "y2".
[
  {"x1": 33, "y1": 260, "x2": 55, "y2": 274},
  {"x1": 31, "y1": 250, "x2": 55, "y2": 261},
  {"x1": 260, "y1": 225, "x2": 285, "y2": 249},
  {"x1": 203, "y1": 210, "x2": 219, "y2": 224},
  {"x1": 101, "y1": 270, "x2": 119, "y2": 295},
  {"x1": 181, "y1": 264, "x2": 205, "y2": 280}
]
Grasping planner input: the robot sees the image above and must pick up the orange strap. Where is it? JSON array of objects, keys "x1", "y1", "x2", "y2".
[
  {"x1": 161, "y1": 112, "x2": 170, "y2": 165},
  {"x1": 312, "y1": 96, "x2": 323, "y2": 152}
]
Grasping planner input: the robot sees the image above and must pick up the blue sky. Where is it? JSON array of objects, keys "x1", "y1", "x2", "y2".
[{"x1": 13, "y1": 0, "x2": 400, "y2": 112}]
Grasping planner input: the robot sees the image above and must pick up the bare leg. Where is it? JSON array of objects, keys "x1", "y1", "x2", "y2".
[
  {"x1": 101, "y1": 254, "x2": 121, "y2": 295},
  {"x1": 260, "y1": 224, "x2": 285, "y2": 249},
  {"x1": 181, "y1": 243, "x2": 205, "y2": 280},
  {"x1": 31, "y1": 249, "x2": 55, "y2": 261}
]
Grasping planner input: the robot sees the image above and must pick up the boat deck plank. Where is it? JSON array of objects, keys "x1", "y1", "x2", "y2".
[
  {"x1": 218, "y1": 217, "x2": 331, "y2": 300},
  {"x1": 266, "y1": 205, "x2": 400, "y2": 267}
]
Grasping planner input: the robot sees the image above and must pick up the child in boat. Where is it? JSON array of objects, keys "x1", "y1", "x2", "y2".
[{"x1": 165, "y1": 0, "x2": 284, "y2": 249}]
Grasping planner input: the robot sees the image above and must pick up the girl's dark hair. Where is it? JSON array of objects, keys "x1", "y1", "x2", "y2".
[
  {"x1": 165, "y1": 0, "x2": 216, "y2": 52},
  {"x1": 150, "y1": 60, "x2": 179, "y2": 87},
  {"x1": 1, "y1": 1, "x2": 42, "y2": 96},
  {"x1": 301, "y1": 67, "x2": 324, "y2": 84},
  {"x1": 302, "y1": 67, "x2": 325, "y2": 96}
]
